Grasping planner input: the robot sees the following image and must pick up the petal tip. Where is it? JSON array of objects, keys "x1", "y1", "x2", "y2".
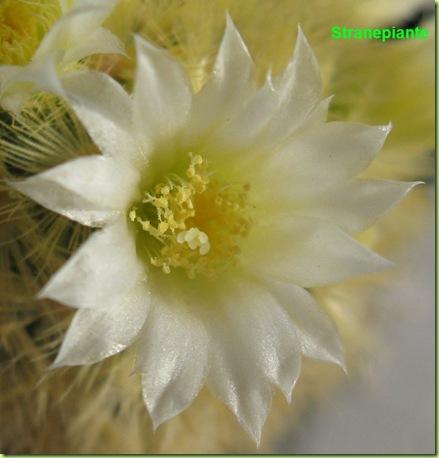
[
  {"x1": 335, "y1": 351, "x2": 348, "y2": 374},
  {"x1": 283, "y1": 383, "x2": 295, "y2": 404},
  {"x1": 49, "y1": 353, "x2": 67, "y2": 370},
  {"x1": 375, "y1": 255, "x2": 394, "y2": 271},
  {"x1": 145, "y1": 403, "x2": 169, "y2": 432},
  {"x1": 36, "y1": 288, "x2": 47, "y2": 300},
  {"x1": 295, "y1": 24, "x2": 312, "y2": 50},
  {"x1": 134, "y1": 34, "x2": 165, "y2": 58},
  {"x1": 381, "y1": 121, "x2": 393, "y2": 135},
  {"x1": 224, "y1": 11, "x2": 238, "y2": 33},
  {"x1": 221, "y1": 11, "x2": 251, "y2": 59}
]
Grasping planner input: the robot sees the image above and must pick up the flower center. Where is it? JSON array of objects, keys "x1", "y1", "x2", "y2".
[{"x1": 129, "y1": 153, "x2": 253, "y2": 279}]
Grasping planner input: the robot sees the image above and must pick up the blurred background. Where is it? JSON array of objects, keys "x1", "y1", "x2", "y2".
[{"x1": 278, "y1": 189, "x2": 435, "y2": 454}]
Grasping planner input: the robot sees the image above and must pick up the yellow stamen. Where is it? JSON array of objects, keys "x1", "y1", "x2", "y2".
[{"x1": 129, "y1": 153, "x2": 253, "y2": 279}]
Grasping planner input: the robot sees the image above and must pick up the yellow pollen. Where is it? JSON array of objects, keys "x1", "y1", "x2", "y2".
[
  {"x1": 141, "y1": 220, "x2": 150, "y2": 231},
  {"x1": 129, "y1": 209, "x2": 136, "y2": 222},
  {"x1": 129, "y1": 153, "x2": 253, "y2": 279}
]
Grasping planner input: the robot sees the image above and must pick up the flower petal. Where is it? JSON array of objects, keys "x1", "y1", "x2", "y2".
[
  {"x1": 298, "y1": 95, "x2": 333, "y2": 130},
  {"x1": 39, "y1": 218, "x2": 145, "y2": 308},
  {"x1": 10, "y1": 155, "x2": 139, "y2": 227},
  {"x1": 262, "y1": 279, "x2": 345, "y2": 368},
  {"x1": 0, "y1": 54, "x2": 63, "y2": 114},
  {"x1": 133, "y1": 35, "x2": 192, "y2": 151},
  {"x1": 217, "y1": 277, "x2": 302, "y2": 404},
  {"x1": 243, "y1": 216, "x2": 392, "y2": 287},
  {"x1": 0, "y1": 3, "x2": 121, "y2": 114},
  {"x1": 61, "y1": 71, "x2": 138, "y2": 163},
  {"x1": 254, "y1": 27, "x2": 322, "y2": 151},
  {"x1": 209, "y1": 77, "x2": 279, "y2": 152},
  {"x1": 136, "y1": 296, "x2": 208, "y2": 429},
  {"x1": 294, "y1": 180, "x2": 421, "y2": 233},
  {"x1": 52, "y1": 280, "x2": 150, "y2": 367},
  {"x1": 185, "y1": 14, "x2": 254, "y2": 143},
  {"x1": 62, "y1": 27, "x2": 124, "y2": 63},
  {"x1": 34, "y1": 5, "x2": 117, "y2": 63},
  {"x1": 206, "y1": 302, "x2": 272, "y2": 444},
  {"x1": 265, "y1": 122, "x2": 392, "y2": 193}
]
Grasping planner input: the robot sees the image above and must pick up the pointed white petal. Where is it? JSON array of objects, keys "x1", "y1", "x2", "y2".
[
  {"x1": 254, "y1": 27, "x2": 322, "y2": 150},
  {"x1": 10, "y1": 155, "x2": 139, "y2": 227},
  {"x1": 19, "y1": 51, "x2": 64, "y2": 94},
  {"x1": 210, "y1": 77, "x2": 279, "y2": 152},
  {"x1": 52, "y1": 280, "x2": 150, "y2": 367},
  {"x1": 63, "y1": 27, "x2": 125, "y2": 63},
  {"x1": 206, "y1": 303, "x2": 272, "y2": 444},
  {"x1": 244, "y1": 216, "x2": 392, "y2": 288},
  {"x1": 266, "y1": 122, "x2": 392, "y2": 192},
  {"x1": 213, "y1": 14, "x2": 253, "y2": 90},
  {"x1": 274, "y1": 27, "x2": 322, "y2": 97},
  {"x1": 137, "y1": 297, "x2": 208, "y2": 429},
  {"x1": 1, "y1": 2, "x2": 122, "y2": 114},
  {"x1": 61, "y1": 71, "x2": 138, "y2": 163},
  {"x1": 0, "y1": 54, "x2": 63, "y2": 113},
  {"x1": 218, "y1": 278, "x2": 302, "y2": 403},
  {"x1": 133, "y1": 35, "x2": 192, "y2": 150},
  {"x1": 295, "y1": 180, "x2": 421, "y2": 233},
  {"x1": 214, "y1": 93, "x2": 334, "y2": 163},
  {"x1": 299, "y1": 95, "x2": 333, "y2": 129},
  {"x1": 35, "y1": 6, "x2": 115, "y2": 62},
  {"x1": 185, "y1": 14, "x2": 254, "y2": 143},
  {"x1": 263, "y1": 279, "x2": 345, "y2": 368},
  {"x1": 39, "y1": 219, "x2": 145, "y2": 308}
]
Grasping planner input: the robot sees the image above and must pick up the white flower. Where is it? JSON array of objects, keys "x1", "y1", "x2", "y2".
[
  {"x1": 10, "y1": 17, "x2": 417, "y2": 443},
  {"x1": 0, "y1": 0, "x2": 123, "y2": 114}
]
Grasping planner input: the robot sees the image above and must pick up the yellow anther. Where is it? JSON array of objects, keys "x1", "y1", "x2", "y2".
[
  {"x1": 155, "y1": 197, "x2": 169, "y2": 208},
  {"x1": 158, "y1": 221, "x2": 169, "y2": 234},
  {"x1": 162, "y1": 264, "x2": 171, "y2": 274},
  {"x1": 141, "y1": 220, "x2": 150, "y2": 231},
  {"x1": 198, "y1": 232, "x2": 209, "y2": 244},
  {"x1": 150, "y1": 257, "x2": 160, "y2": 266},
  {"x1": 199, "y1": 241, "x2": 210, "y2": 256},
  {"x1": 186, "y1": 165, "x2": 196, "y2": 178},
  {"x1": 193, "y1": 154, "x2": 203, "y2": 165},
  {"x1": 129, "y1": 209, "x2": 137, "y2": 222}
]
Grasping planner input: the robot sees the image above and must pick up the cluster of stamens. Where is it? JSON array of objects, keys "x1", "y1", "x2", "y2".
[{"x1": 129, "y1": 153, "x2": 253, "y2": 279}]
